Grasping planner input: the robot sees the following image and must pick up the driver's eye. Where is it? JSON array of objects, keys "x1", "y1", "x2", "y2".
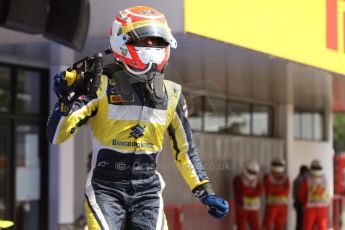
[{"x1": 142, "y1": 38, "x2": 158, "y2": 46}]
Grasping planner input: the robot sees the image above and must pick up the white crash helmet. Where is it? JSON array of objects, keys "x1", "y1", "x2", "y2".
[
  {"x1": 109, "y1": 6, "x2": 177, "y2": 78},
  {"x1": 271, "y1": 157, "x2": 286, "y2": 174},
  {"x1": 244, "y1": 160, "x2": 260, "y2": 181},
  {"x1": 310, "y1": 159, "x2": 323, "y2": 177}
]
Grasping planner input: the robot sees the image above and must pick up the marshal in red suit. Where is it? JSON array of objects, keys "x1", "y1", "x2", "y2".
[
  {"x1": 233, "y1": 161, "x2": 262, "y2": 230},
  {"x1": 262, "y1": 158, "x2": 290, "y2": 230}
]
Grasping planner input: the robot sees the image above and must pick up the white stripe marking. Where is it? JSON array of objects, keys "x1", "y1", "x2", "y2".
[
  {"x1": 156, "y1": 172, "x2": 165, "y2": 230},
  {"x1": 85, "y1": 149, "x2": 110, "y2": 230},
  {"x1": 108, "y1": 105, "x2": 167, "y2": 125}
]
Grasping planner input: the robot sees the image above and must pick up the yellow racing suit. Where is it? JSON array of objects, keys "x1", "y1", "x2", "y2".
[{"x1": 46, "y1": 66, "x2": 213, "y2": 230}]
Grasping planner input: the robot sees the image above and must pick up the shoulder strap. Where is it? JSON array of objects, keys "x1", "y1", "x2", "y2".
[
  {"x1": 164, "y1": 80, "x2": 182, "y2": 110},
  {"x1": 102, "y1": 62, "x2": 123, "y2": 77}
]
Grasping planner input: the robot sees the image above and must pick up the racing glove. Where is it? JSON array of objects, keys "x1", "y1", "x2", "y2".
[
  {"x1": 54, "y1": 71, "x2": 75, "y2": 103},
  {"x1": 201, "y1": 195, "x2": 229, "y2": 219},
  {"x1": 53, "y1": 71, "x2": 78, "y2": 113},
  {"x1": 193, "y1": 183, "x2": 230, "y2": 219}
]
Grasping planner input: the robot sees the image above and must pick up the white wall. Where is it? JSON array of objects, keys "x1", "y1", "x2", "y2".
[{"x1": 285, "y1": 62, "x2": 333, "y2": 230}]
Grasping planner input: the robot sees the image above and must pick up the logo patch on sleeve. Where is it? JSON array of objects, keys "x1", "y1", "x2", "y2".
[
  {"x1": 109, "y1": 94, "x2": 134, "y2": 104},
  {"x1": 110, "y1": 95, "x2": 126, "y2": 103}
]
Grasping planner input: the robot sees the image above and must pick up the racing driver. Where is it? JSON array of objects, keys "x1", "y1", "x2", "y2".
[{"x1": 46, "y1": 6, "x2": 229, "y2": 230}]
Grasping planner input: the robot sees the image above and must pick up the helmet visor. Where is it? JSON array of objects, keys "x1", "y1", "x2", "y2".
[
  {"x1": 272, "y1": 161, "x2": 285, "y2": 167},
  {"x1": 122, "y1": 21, "x2": 177, "y2": 48},
  {"x1": 247, "y1": 169, "x2": 258, "y2": 175}
]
